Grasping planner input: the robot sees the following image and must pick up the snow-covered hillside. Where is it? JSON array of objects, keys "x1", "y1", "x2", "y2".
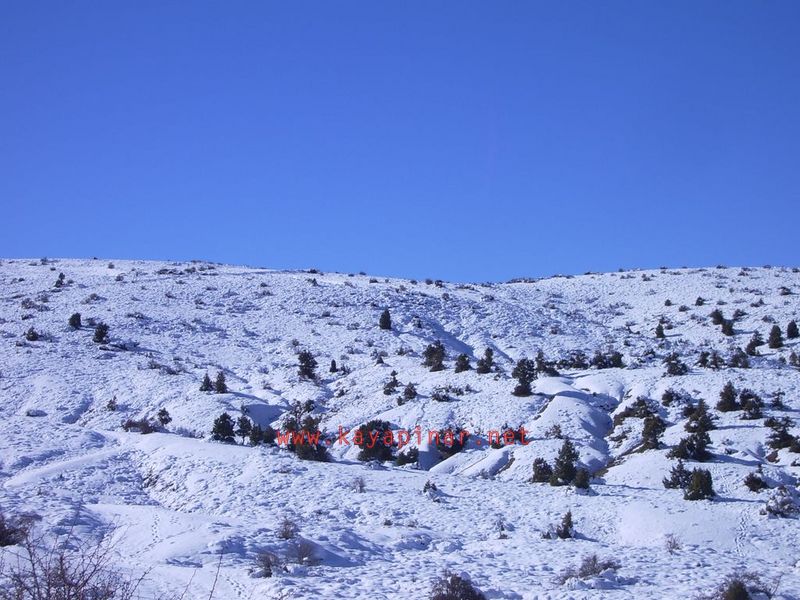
[{"x1": 1, "y1": 258, "x2": 799, "y2": 599}]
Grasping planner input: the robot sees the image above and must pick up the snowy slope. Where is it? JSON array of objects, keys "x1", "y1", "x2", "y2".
[{"x1": 1, "y1": 258, "x2": 799, "y2": 599}]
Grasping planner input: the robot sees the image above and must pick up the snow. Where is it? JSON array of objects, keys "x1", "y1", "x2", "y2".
[{"x1": 1, "y1": 258, "x2": 799, "y2": 598}]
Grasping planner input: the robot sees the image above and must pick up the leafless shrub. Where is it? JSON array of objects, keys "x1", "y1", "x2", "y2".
[
  {"x1": 121, "y1": 419, "x2": 155, "y2": 434},
  {"x1": 286, "y1": 538, "x2": 316, "y2": 565},
  {"x1": 277, "y1": 517, "x2": 298, "y2": 540},
  {"x1": 0, "y1": 528, "x2": 147, "y2": 600},
  {"x1": 172, "y1": 426, "x2": 203, "y2": 439},
  {"x1": 699, "y1": 571, "x2": 776, "y2": 600},
  {"x1": 544, "y1": 424, "x2": 564, "y2": 439},
  {"x1": 557, "y1": 554, "x2": 621, "y2": 584},
  {"x1": 145, "y1": 360, "x2": 180, "y2": 375},
  {"x1": 430, "y1": 571, "x2": 486, "y2": 599},
  {"x1": 253, "y1": 551, "x2": 281, "y2": 578},
  {"x1": 352, "y1": 477, "x2": 366, "y2": 493},
  {"x1": 0, "y1": 512, "x2": 34, "y2": 547},
  {"x1": 664, "y1": 533, "x2": 681, "y2": 554}
]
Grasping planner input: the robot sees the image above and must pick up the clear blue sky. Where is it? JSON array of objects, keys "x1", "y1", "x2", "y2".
[{"x1": 2, "y1": 2, "x2": 799, "y2": 282}]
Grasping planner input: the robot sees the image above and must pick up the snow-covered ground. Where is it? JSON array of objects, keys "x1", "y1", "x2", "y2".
[{"x1": 1, "y1": 258, "x2": 799, "y2": 598}]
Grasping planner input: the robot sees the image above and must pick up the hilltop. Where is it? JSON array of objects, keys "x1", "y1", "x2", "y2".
[{"x1": 1, "y1": 258, "x2": 799, "y2": 599}]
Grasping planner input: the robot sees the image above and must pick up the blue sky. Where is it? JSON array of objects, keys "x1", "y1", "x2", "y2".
[{"x1": 2, "y1": 2, "x2": 799, "y2": 282}]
